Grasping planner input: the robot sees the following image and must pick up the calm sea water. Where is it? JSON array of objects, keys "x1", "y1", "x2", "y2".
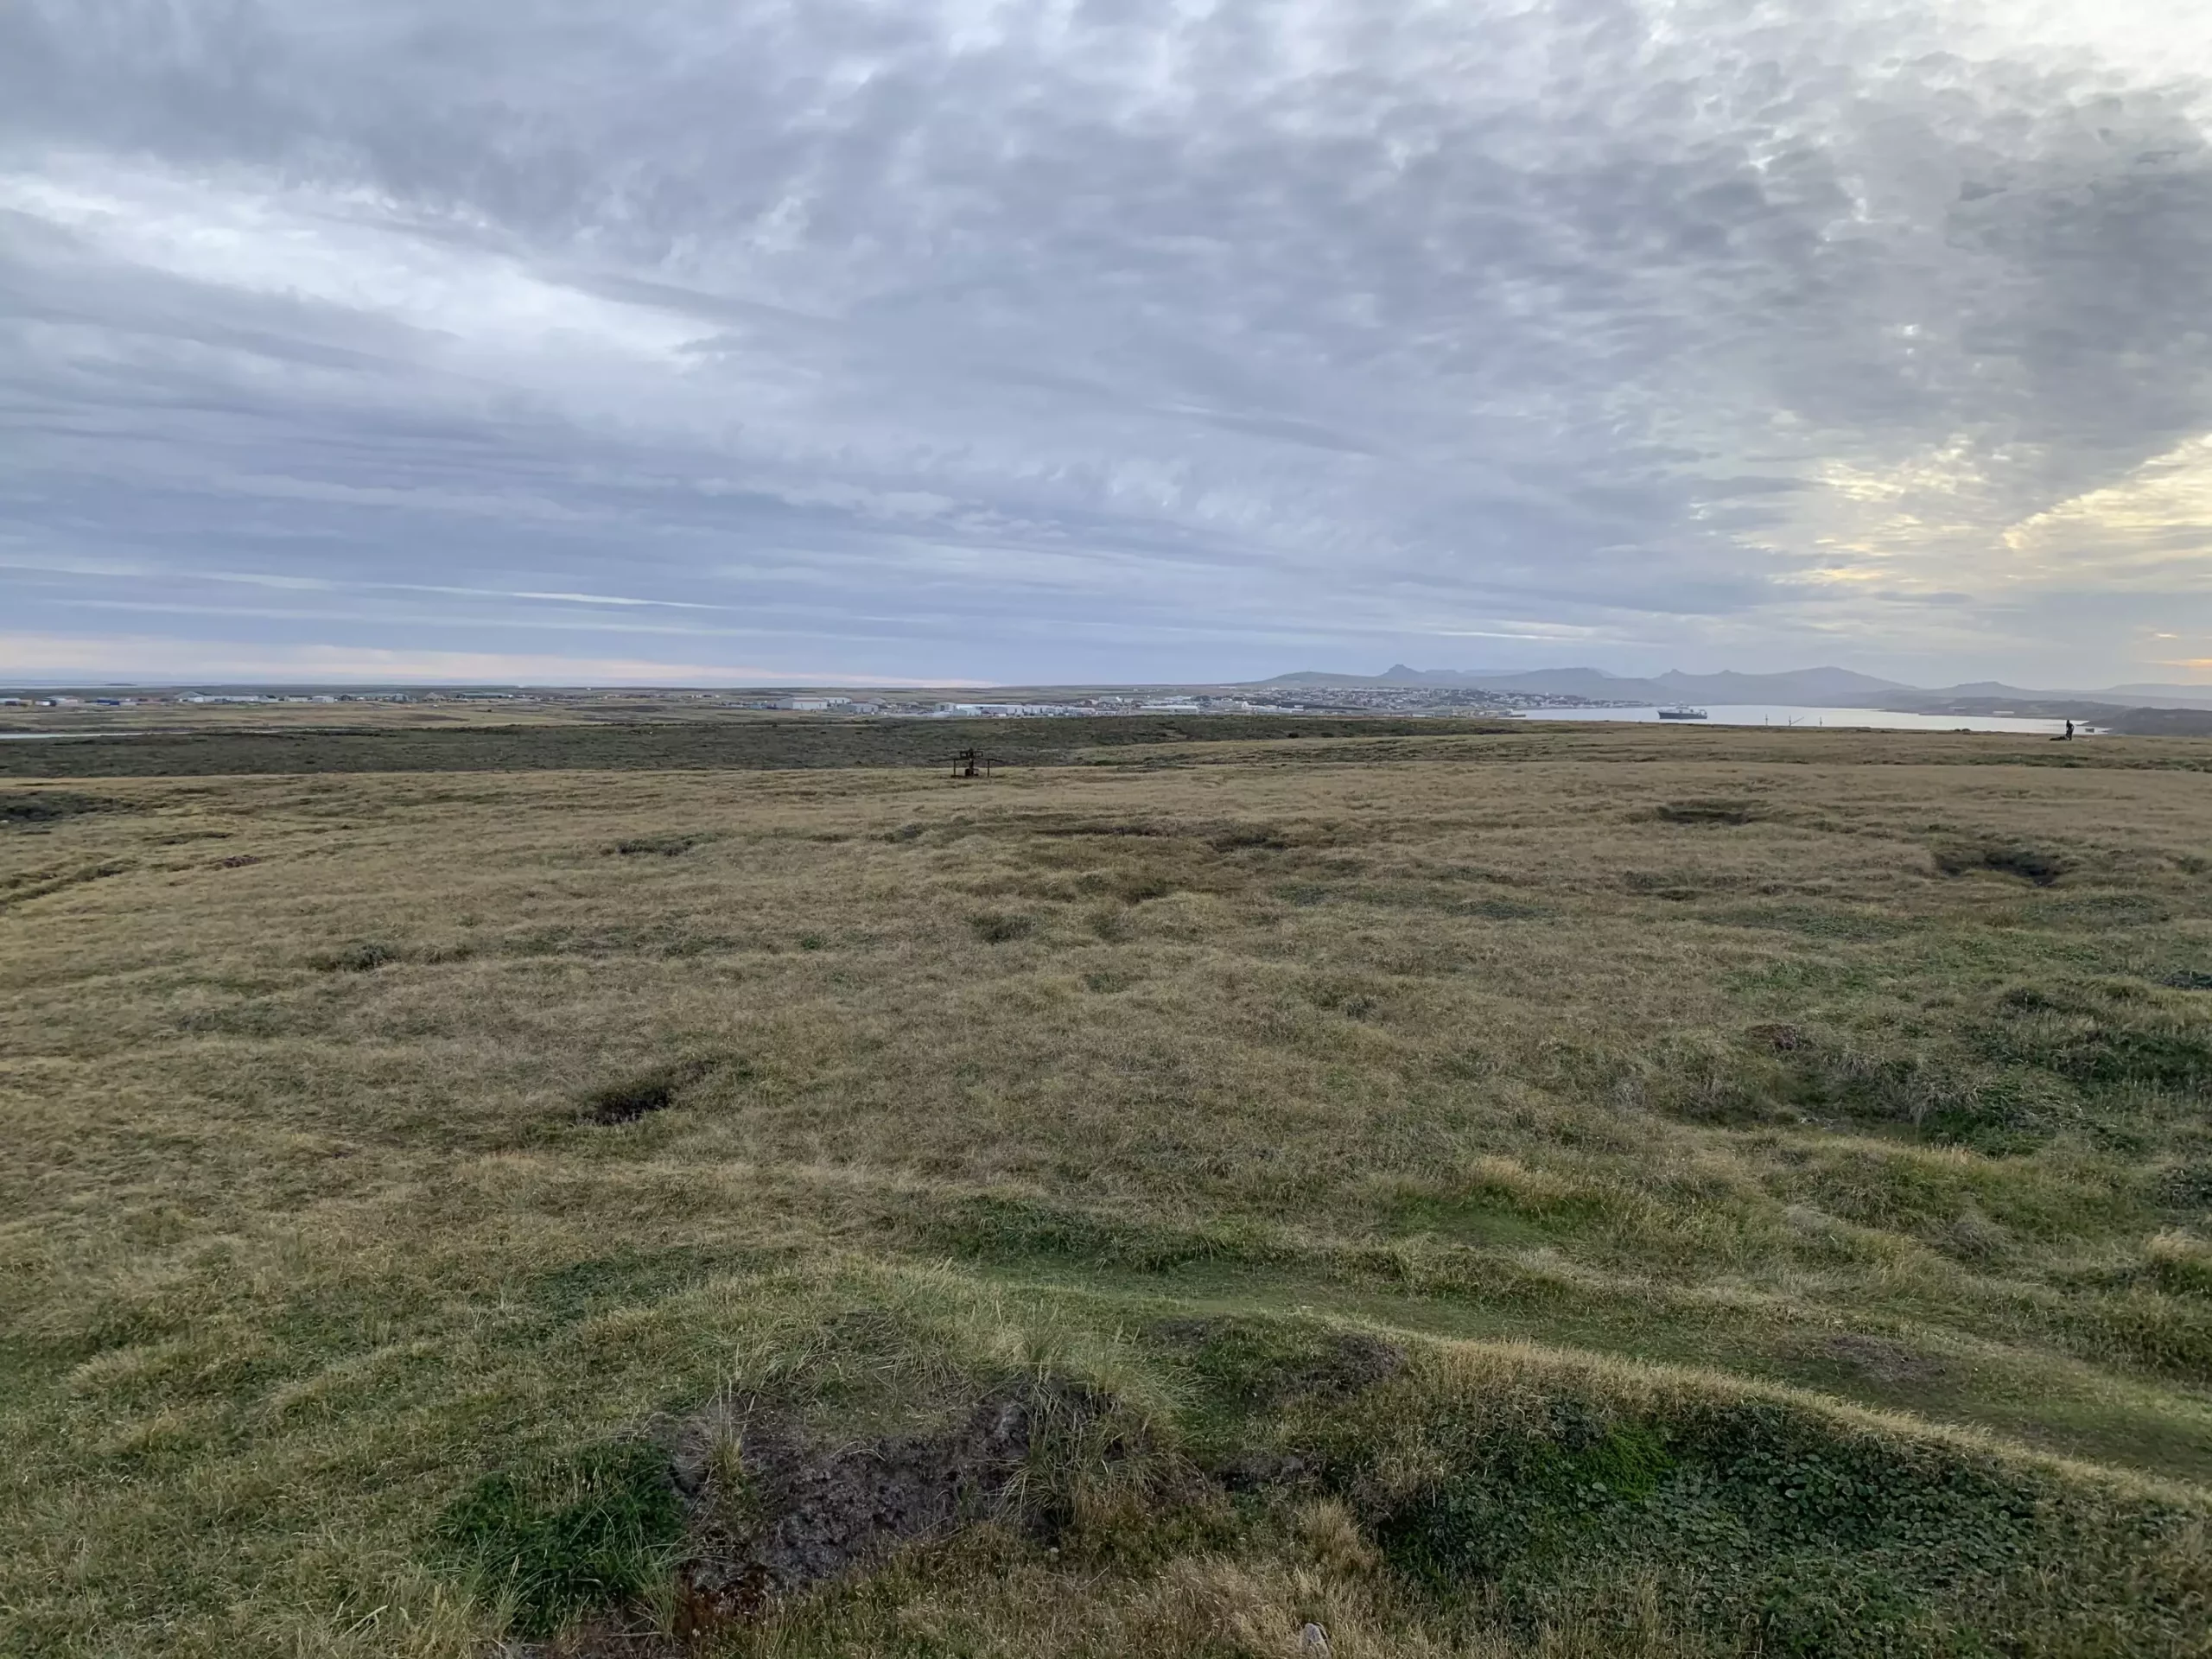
[{"x1": 1514, "y1": 703, "x2": 2078, "y2": 735}]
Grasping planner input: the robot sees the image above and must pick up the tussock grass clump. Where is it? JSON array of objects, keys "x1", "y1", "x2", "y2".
[
  {"x1": 1973, "y1": 980, "x2": 2212, "y2": 1103},
  {"x1": 2157, "y1": 1161, "x2": 2212, "y2": 1211},
  {"x1": 2145, "y1": 1231, "x2": 2212, "y2": 1299}
]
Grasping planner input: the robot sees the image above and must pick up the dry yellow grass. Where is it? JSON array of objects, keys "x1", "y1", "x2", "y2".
[{"x1": 3, "y1": 727, "x2": 2210, "y2": 1655}]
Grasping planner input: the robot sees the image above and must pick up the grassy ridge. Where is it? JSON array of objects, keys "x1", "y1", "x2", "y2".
[{"x1": 3, "y1": 732, "x2": 2210, "y2": 1654}]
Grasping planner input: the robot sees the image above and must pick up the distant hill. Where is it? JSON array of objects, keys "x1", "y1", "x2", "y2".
[
  {"x1": 1256, "y1": 664, "x2": 2212, "y2": 713},
  {"x1": 1653, "y1": 667, "x2": 1908, "y2": 701},
  {"x1": 2088, "y1": 683, "x2": 2212, "y2": 709},
  {"x1": 1256, "y1": 664, "x2": 1906, "y2": 704},
  {"x1": 1856, "y1": 682, "x2": 2212, "y2": 715}
]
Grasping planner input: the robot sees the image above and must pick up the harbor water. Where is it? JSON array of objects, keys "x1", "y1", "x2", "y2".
[{"x1": 1513, "y1": 704, "x2": 2077, "y2": 735}]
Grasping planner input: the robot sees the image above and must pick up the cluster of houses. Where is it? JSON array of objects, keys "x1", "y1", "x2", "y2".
[
  {"x1": 3, "y1": 688, "x2": 1338, "y2": 720},
  {"x1": 1, "y1": 694, "x2": 148, "y2": 708},
  {"x1": 741, "y1": 694, "x2": 1277, "y2": 717}
]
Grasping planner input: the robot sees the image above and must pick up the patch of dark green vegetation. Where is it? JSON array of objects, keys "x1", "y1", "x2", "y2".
[
  {"x1": 1622, "y1": 870, "x2": 1707, "y2": 900},
  {"x1": 1702, "y1": 903, "x2": 1912, "y2": 941},
  {"x1": 1462, "y1": 896, "x2": 1552, "y2": 920},
  {"x1": 2005, "y1": 891, "x2": 2172, "y2": 929},
  {"x1": 1388, "y1": 1192, "x2": 1569, "y2": 1249},
  {"x1": 0, "y1": 789, "x2": 128, "y2": 823},
  {"x1": 1804, "y1": 1052, "x2": 2069, "y2": 1154},
  {"x1": 307, "y1": 939, "x2": 399, "y2": 972},
  {"x1": 608, "y1": 833, "x2": 704, "y2": 856},
  {"x1": 1159, "y1": 1318, "x2": 1404, "y2": 1431},
  {"x1": 2145, "y1": 1244, "x2": 2212, "y2": 1301},
  {"x1": 1974, "y1": 982, "x2": 2212, "y2": 1095},
  {"x1": 1338, "y1": 1389, "x2": 2202, "y2": 1658},
  {"x1": 1653, "y1": 798, "x2": 1768, "y2": 825},
  {"x1": 1346, "y1": 883, "x2": 1551, "y2": 919},
  {"x1": 2158, "y1": 1163, "x2": 2212, "y2": 1212},
  {"x1": 1634, "y1": 1025, "x2": 2070, "y2": 1152},
  {"x1": 1933, "y1": 836, "x2": 2072, "y2": 886},
  {"x1": 1027, "y1": 817, "x2": 1301, "y2": 853},
  {"x1": 969, "y1": 911, "x2": 1037, "y2": 943},
  {"x1": 926, "y1": 1194, "x2": 1271, "y2": 1273},
  {"x1": 495, "y1": 920, "x2": 769, "y2": 960},
  {"x1": 1033, "y1": 817, "x2": 1182, "y2": 840},
  {"x1": 1650, "y1": 976, "x2": 2212, "y2": 1154},
  {"x1": 435, "y1": 1436, "x2": 683, "y2": 1638},
  {"x1": 522, "y1": 1248, "x2": 729, "y2": 1328}
]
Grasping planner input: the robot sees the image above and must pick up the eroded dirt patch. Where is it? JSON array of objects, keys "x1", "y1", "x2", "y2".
[
  {"x1": 585, "y1": 1075, "x2": 678, "y2": 1123},
  {"x1": 670, "y1": 1382, "x2": 1102, "y2": 1633},
  {"x1": 1932, "y1": 837, "x2": 2072, "y2": 886},
  {"x1": 581, "y1": 1058, "x2": 727, "y2": 1125}
]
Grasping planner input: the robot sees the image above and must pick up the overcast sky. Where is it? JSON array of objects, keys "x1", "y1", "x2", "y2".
[{"x1": 6, "y1": 0, "x2": 2212, "y2": 687}]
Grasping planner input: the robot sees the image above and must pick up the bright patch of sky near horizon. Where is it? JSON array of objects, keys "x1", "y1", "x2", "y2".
[{"x1": 5, "y1": 0, "x2": 2212, "y2": 686}]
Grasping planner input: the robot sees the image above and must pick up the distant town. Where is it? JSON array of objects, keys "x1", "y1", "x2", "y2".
[{"x1": 0, "y1": 684, "x2": 1624, "y2": 717}]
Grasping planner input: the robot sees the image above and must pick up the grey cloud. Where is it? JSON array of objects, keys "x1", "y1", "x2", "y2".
[{"x1": 3, "y1": 1, "x2": 2211, "y2": 682}]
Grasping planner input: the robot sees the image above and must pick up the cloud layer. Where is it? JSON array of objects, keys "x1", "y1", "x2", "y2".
[{"x1": 5, "y1": 0, "x2": 2212, "y2": 683}]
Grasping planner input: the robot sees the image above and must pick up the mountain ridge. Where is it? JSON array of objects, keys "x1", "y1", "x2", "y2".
[
  {"x1": 1257, "y1": 664, "x2": 1906, "y2": 702},
  {"x1": 1254, "y1": 666, "x2": 2212, "y2": 711}
]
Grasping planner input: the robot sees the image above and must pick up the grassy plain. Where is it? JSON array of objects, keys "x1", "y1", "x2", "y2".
[
  {"x1": 3, "y1": 721, "x2": 2211, "y2": 1656},
  {"x1": 0, "y1": 715, "x2": 1505, "y2": 776}
]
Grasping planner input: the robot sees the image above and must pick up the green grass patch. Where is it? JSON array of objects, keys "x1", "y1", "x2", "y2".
[{"x1": 435, "y1": 1437, "x2": 683, "y2": 1637}]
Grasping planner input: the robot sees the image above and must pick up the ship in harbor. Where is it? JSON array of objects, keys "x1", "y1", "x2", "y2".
[{"x1": 1656, "y1": 704, "x2": 1708, "y2": 721}]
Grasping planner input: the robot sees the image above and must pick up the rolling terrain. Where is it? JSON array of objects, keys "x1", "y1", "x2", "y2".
[{"x1": 3, "y1": 720, "x2": 2210, "y2": 1656}]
